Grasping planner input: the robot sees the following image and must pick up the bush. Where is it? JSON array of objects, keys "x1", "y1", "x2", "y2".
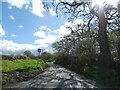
[
  {"x1": 2, "y1": 55, "x2": 39, "y2": 61},
  {"x1": 14, "y1": 55, "x2": 27, "y2": 60},
  {"x1": 40, "y1": 52, "x2": 54, "y2": 62},
  {"x1": 30, "y1": 55, "x2": 38, "y2": 60},
  {"x1": 90, "y1": 67, "x2": 120, "y2": 87},
  {"x1": 2, "y1": 55, "x2": 14, "y2": 60},
  {"x1": 55, "y1": 53, "x2": 120, "y2": 87}
]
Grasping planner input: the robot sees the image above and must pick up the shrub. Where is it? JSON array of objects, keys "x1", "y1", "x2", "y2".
[
  {"x1": 14, "y1": 55, "x2": 27, "y2": 60},
  {"x1": 30, "y1": 55, "x2": 38, "y2": 60},
  {"x1": 2, "y1": 55, "x2": 14, "y2": 60},
  {"x1": 40, "y1": 52, "x2": 54, "y2": 62}
]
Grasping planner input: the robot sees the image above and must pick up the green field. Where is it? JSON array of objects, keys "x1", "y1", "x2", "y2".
[
  {"x1": 2, "y1": 59, "x2": 47, "y2": 72},
  {"x1": 1, "y1": 59, "x2": 48, "y2": 85}
]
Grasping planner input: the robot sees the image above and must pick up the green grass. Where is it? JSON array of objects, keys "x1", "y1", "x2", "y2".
[
  {"x1": 2, "y1": 59, "x2": 47, "y2": 72},
  {"x1": 1, "y1": 59, "x2": 48, "y2": 85},
  {"x1": 58, "y1": 61, "x2": 120, "y2": 87}
]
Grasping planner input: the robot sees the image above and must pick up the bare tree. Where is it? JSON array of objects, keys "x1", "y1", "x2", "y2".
[{"x1": 44, "y1": 0, "x2": 120, "y2": 68}]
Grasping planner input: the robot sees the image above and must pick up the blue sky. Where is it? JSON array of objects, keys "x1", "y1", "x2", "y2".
[
  {"x1": 0, "y1": 0, "x2": 74, "y2": 55},
  {"x1": 0, "y1": 0, "x2": 119, "y2": 55},
  {"x1": 2, "y1": 2, "x2": 66, "y2": 44}
]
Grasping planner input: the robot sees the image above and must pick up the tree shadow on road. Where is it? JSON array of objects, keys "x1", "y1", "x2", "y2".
[{"x1": 3, "y1": 63, "x2": 105, "y2": 89}]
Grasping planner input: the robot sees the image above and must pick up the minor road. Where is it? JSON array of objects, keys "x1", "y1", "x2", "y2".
[{"x1": 3, "y1": 62, "x2": 106, "y2": 89}]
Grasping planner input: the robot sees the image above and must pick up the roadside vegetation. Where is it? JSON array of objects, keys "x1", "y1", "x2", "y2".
[
  {"x1": 1, "y1": 58, "x2": 48, "y2": 86},
  {"x1": 44, "y1": 1, "x2": 120, "y2": 87},
  {"x1": 54, "y1": 54, "x2": 120, "y2": 87},
  {"x1": 52, "y1": 29, "x2": 120, "y2": 87},
  {"x1": 1, "y1": 0, "x2": 120, "y2": 88}
]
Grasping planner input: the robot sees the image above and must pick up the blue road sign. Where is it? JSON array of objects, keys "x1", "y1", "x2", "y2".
[{"x1": 38, "y1": 48, "x2": 41, "y2": 53}]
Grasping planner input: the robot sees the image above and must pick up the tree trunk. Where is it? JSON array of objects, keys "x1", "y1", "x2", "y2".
[
  {"x1": 117, "y1": 28, "x2": 120, "y2": 60},
  {"x1": 98, "y1": 6, "x2": 111, "y2": 68},
  {"x1": 117, "y1": 3, "x2": 120, "y2": 60}
]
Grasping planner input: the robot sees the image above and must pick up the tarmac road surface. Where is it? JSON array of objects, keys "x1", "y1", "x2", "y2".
[{"x1": 3, "y1": 62, "x2": 107, "y2": 90}]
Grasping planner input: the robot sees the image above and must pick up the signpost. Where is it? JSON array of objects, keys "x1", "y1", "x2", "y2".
[{"x1": 37, "y1": 48, "x2": 42, "y2": 57}]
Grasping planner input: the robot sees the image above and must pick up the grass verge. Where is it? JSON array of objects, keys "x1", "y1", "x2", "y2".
[
  {"x1": 1, "y1": 59, "x2": 48, "y2": 86},
  {"x1": 58, "y1": 63, "x2": 120, "y2": 87}
]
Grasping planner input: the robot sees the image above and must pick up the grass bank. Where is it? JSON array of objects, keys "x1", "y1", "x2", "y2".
[
  {"x1": 55, "y1": 60, "x2": 120, "y2": 87},
  {"x1": 1, "y1": 59, "x2": 48, "y2": 86}
]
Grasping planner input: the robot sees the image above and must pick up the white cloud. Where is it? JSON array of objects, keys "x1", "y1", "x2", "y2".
[
  {"x1": 11, "y1": 34, "x2": 16, "y2": 37},
  {"x1": 6, "y1": 0, "x2": 45, "y2": 17},
  {"x1": 34, "y1": 39, "x2": 48, "y2": 47},
  {"x1": 54, "y1": 19, "x2": 84, "y2": 37},
  {"x1": 74, "y1": 19, "x2": 84, "y2": 25},
  {"x1": 49, "y1": 8, "x2": 56, "y2": 16},
  {"x1": 34, "y1": 31, "x2": 46, "y2": 38},
  {"x1": 46, "y1": 35, "x2": 58, "y2": 43},
  {"x1": 18, "y1": 25, "x2": 23, "y2": 29},
  {"x1": 57, "y1": 25, "x2": 71, "y2": 37},
  {"x1": 39, "y1": 26, "x2": 52, "y2": 32},
  {"x1": 34, "y1": 35, "x2": 57, "y2": 47},
  {"x1": 31, "y1": 0, "x2": 45, "y2": 17},
  {"x1": 54, "y1": 22, "x2": 71, "y2": 37},
  {"x1": 0, "y1": 25, "x2": 5, "y2": 36},
  {"x1": 92, "y1": 0, "x2": 119, "y2": 8},
  {"x1": 33, "y1": 21, "x2": 80, "y2": 50},
  {"x1": 0, "y1": 40, "x2": 39, "y2": 55},
  {"x1": 8, "y1": 6, "x2": 12, "y2": 9},
  {"x1": 6, "y1": 0, "x2": 28, "y2": 8},
  {"x1": 39, "y1": 26, "x2": 47, "y2": 31},
  {"x1": 9, "y1": 15, "x2": 15, "y2": 21},
  {"x1": 33, "y1": 20, "x2": 84, "y2": 53},
  {"x1": 34, "y1": 35, "x2": 57, "y2": 44},
  {"x1": 34, "y1": 25, "x2": 58, "y2": 47},
  {"x1": 33, "y1": 26, "x2": 53, "y2": 38},
  {"x1": 0, "y1": 39, "x2": 54, "y2": 55}
]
